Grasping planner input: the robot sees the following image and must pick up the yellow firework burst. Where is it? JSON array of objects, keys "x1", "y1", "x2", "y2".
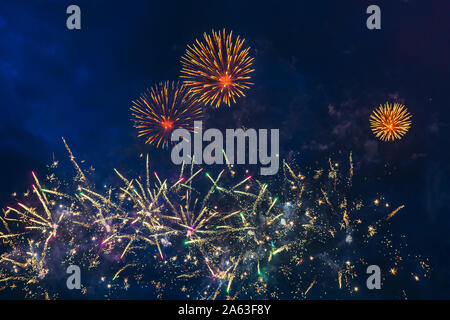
[
  {"x1": 130, "y1": 81, "x2": 203, "y2": 149},
  {"x1": 180, "y1": 29, "x2": 254, "y2": 108},
  {"x1": 370, "y1": 102, "x2": 412, "y2": 141}
]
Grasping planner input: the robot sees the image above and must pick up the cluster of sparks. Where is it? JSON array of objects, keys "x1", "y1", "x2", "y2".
[
  {"x1": 130, "y1": 81, "x2": 203, "y2": 149},
  {"x1": 0, "y1": 141, "x2": 429, "y2": 299},
  {"x1": 181, "y1": 29, "x2": 254, "y2": 108},
  {"x1": 370, "y1": 102, "x2": 412, "y2": 142}
]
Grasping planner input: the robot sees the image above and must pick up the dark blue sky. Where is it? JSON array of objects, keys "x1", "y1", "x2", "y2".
[{"x1": 0, "y1": 0, "x2": 449, "y2": 298}]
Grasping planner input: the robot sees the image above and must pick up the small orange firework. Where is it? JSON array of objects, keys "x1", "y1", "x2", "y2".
[
  {"x1": 130, "y1": 81, "x2": 203, "y2": 149},
  {"x1": 369, "y1": 102, "x2": 412, "y2": 141},
  {"x1": 180, "y1": 29, "x2": 254, "y2": 108}
]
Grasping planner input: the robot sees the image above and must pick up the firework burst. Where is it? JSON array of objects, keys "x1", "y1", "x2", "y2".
[
  {"x1": 130, "y1": 81, "x2": 203, "y2": 149},
  {"x1": 180, "y1": 29, "x2": 254, "y2": 108},
  {"x1": 369, "y1": 102, "x2": 412, "y2": 141}
]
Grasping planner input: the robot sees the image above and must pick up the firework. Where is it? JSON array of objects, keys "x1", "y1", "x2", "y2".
[
  {"x1": 180, "y1": 29, "x2": 254, "y2": 108},
  {"x1": 0, "y1": 166, "x2": 86, "y2": 298},
  {"x1": 0, "y1": 140, "x2": 430, "y2": 300},
  {"x1": 130, "y1": 81, "x2": 203, "y2": 149},
  {"x1": 369, "y1": 102, "x2": 412, "y2": 141}
]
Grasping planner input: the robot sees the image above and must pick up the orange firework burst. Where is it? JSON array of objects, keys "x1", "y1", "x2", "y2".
[
  {"x1": 130, "y1": 81, "x2": 203, "y2": 149},
  {"x1": 180, "y1": 29, "x2": 254, "y2": 108},
  {"x1": 369, "y1": 102, "x2": 412, "y2": 141}
]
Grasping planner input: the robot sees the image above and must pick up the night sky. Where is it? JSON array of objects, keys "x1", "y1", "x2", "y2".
[{"x1": 0, "y1": 0, "x2": 449, "y2": 299}]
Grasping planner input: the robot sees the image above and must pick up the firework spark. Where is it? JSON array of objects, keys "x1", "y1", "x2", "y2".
[
  {"x1": 369, "y1": 102, "x2": 412, "y2": 141},
  {"x1": 180, "y1": 29, "x2": 254, "y2": 108},
  {"x1": 130, "y1": 81, "x2": 203, "y2": 149}
]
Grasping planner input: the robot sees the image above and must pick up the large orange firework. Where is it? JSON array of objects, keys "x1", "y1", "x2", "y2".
[
  {"x1": 180, "y1": 29, "x2": 254, "y2": 108},
  {"x1": 369, "y1": 102, "x2": 412, "y2": 141},
  {"x1": 130, "y1": 81, "x2": 203, "y2": 149}
]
